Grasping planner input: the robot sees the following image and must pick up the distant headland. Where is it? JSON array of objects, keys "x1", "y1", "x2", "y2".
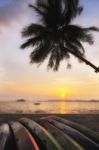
[{"x1": 16, "y1": 99, "x2": 26, "y2": 102}]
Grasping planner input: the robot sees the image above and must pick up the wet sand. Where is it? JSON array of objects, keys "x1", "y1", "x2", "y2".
[{"x1": 0, "y1": 114, "x2": 99, "y2": 133}]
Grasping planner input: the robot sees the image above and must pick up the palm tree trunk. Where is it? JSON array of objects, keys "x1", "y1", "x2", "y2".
[{"x1": 65, "y1": 47, "x2": 99, "y2": 73}]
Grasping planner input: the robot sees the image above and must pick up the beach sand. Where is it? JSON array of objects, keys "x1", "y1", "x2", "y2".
[{"x1": 0, "y1": 114, "x2": 99, "y2": 133}]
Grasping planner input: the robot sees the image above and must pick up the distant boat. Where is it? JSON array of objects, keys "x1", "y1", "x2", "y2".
[
  {"x1": 16, "y1": 99, "x2": 26, "y2": 102},
  {"x1": 34, "y1": 102, "x2": 40, "y2": 105}
]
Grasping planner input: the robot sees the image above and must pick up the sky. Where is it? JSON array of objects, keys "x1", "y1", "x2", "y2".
[{"x1": 0, "y1": 0, "x2": 99, "y2": 101}]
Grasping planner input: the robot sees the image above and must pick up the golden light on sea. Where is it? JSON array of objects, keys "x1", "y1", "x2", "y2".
[{"x1": 60, "y1": 102, "x2": 69, "y2": 114}]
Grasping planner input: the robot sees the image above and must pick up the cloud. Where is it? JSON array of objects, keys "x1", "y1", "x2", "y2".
[{"x1": 0, "y1": 0, "x2": 34, "y2": 27}]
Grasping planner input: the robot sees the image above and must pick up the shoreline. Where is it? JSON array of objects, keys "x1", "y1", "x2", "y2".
[{"x1": 0, "y1": 113, "x2": 99, "y2": 133}]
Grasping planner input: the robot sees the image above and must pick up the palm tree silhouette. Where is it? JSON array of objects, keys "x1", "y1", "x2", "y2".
[{"x1": 21, "y1": 0, "x2": 99, "y2": 73}]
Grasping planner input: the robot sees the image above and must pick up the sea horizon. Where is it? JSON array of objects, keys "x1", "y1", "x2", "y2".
[
  {"x1": 0, "y1": 99, "x2": 99, "y2": 114},
  {"x1": 0, "y1": 99, "x2": 99, "y2": 102}
]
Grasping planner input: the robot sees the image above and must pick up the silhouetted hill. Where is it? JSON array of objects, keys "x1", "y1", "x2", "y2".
[{"x1": 16, "y1": 99, "x2": 26, "y2": 102}]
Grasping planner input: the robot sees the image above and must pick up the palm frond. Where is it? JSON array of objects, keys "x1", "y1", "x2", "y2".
[
  {"x1": 29, "y1": 4, "x2": 45, "y2": 16},
  {"x1": 72, "y1": 40, "x2": 85, "y2": 54},
  {"x1": 48, "y1": 49, "x2": 60, "y2": 71},
  {"x1": 84, "y1": 26, "x2": 99, "y2": 32},
  {"x1": 21, "y1": 24, "x2": 46, "y2": 37},
  {"x1": 61, "y1": 0, "x2": 83, "y2": 25},
  {"x1": 48, "y1": 45, "x2": 70, "y2": 71},
  {"x1": 66, "y1": 42, "x2": 85, "y2": 57},
  {"x1": 30, "y1": 41, "x2": 51, "y2": 63},
  {"x1": 20, "y1": 36, "x2": 43, "y2": 49},
  {"x1": 63, "y1": 25, "x2": 95, "y2": 44}
]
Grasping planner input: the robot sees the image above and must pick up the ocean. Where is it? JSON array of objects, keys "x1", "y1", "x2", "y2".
[{"x1": 0, "y1": 100, "x2": 99, "y2": 114}]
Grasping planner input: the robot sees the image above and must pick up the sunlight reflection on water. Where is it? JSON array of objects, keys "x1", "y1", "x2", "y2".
[{"x1": 0, "y1": 101, "x2": 99, "y2": 114}]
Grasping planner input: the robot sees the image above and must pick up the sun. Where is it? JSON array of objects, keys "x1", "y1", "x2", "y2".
[
  {"x1": 61, "y1": 94, "x2": 65, "y2": 98},
  {"x1": 58, "y1": 87, "x2": 69, "y2": 100},
  {"x1": 59, "y1": 88, "x2": 68, "y2": 99},
  {"x1": 55, "y1": 88, "x2": 69, "y2": 100}
]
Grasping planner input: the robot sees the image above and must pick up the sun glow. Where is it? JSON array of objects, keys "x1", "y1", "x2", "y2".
[
  {"x1": 57, "y1": 88, "x2": 69, "y2": 99},
  {"x1": 60, "y1": 94, "x2": 65, "y2": 98}
]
